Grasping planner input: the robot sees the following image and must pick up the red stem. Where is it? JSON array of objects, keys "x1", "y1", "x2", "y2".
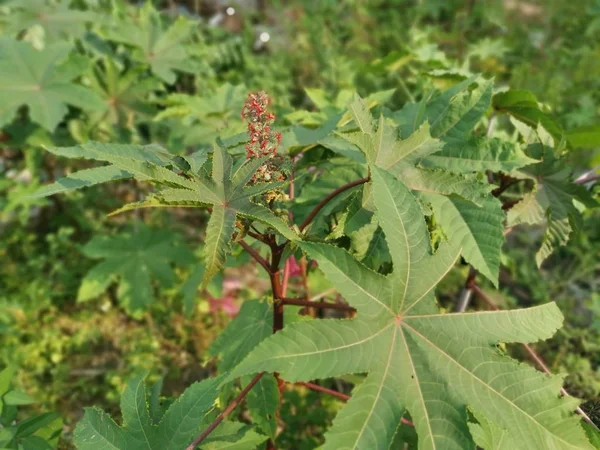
[
  {"x1": 299, "y1": 177, "x2": 369, "y2": 232},
  {"x1": 281, "y1": 259, "x2": 291, "y2": 297},
  {"x1": 296, "y1": 381, "x2": 349, "y2": 401},
  {"x1": 280, "y1": 297, "x2": 355, "y2": 313},
  {"x1": 239, "y1": 240, "x2": 271, "y2": 274},
  {"x1": 185, "y1": 373, "x2": 265, "y2": 450}
]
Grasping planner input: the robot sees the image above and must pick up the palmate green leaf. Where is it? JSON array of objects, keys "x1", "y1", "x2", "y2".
[
  {"x1": 77, "y1": 226, "x2": 194, "y2": 313},
  {"x1": 2, "y1": 0, "x2": 97, "y2": 42},
  {"x1": 34, "y1": 142, "x2": 297, "y2": 287},
  {"x1": 203, "y1": 205, "x2": 237, "y2": 290},
  {"x1": 507, "y1": 145, "x2": 598, "y2": 266},
  {"x1": 229, "y1": 167, "x2": 592, "y2": 450},
  {"x1": 340, "y1": 95, "x2": 501, "y2": 283},
  {"x1": 342, "y1": 98, "x2": 492, "y2": 205},
  {"x1": 86, "y1": 59, "x2": 161, "y2": 127},
  {"x1": 103, "y1": 4, "x2": 200, "y2": 84},
  {"x1": 0, "y1": 38, "x2": 105, "y2": 131},
  {"x1": 74, "y1": 374, "x2": 221, "y2": 450}
]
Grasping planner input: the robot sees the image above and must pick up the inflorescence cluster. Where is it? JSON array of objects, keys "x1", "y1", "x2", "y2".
[{"x1": 241, "y1": 91, "x2": 286, "y2": 183}]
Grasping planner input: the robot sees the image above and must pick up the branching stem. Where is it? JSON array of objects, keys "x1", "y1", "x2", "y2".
[
  {"x1": 239, "y1": 239, "x2": 271, "y2": 274},
  {"x1": 299, "y1": 177, "x2": 370, "y2": 232}
]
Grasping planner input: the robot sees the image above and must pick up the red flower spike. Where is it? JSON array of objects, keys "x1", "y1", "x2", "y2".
[{"x1": 241, "y1": 91, "x2": 286, "y2": 183}]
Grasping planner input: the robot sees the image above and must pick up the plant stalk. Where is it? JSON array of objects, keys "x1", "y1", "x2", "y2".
[
  {"x1": 185, "y1": 373, "x2": 265, "y2": 450},
  {"x1": 299, "y1": 177, "x2": 370, "y2": 232}
]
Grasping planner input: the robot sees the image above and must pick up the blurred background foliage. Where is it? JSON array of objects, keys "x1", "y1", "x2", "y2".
[{"x1": 0, "y1": 0, "x2": 599, "y2": 447}]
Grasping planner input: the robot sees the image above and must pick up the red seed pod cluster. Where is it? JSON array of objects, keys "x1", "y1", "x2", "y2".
[
  {"x1": 241, "y1": 91, "x2": 285, "y2": 183},
  {"x1": 242, "y1": 91, "x2": 282, "y2": 159}
]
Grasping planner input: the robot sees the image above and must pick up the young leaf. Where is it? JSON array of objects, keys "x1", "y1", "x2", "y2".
[
  {"x1": 74, "y1": 374, "x2": 221, "y2": 450},
  {"x1": 342, "y1": 98, "x2": 492, "y2": 205},
  {"x1": 0, "y1": 38, "x2": 104, "y2": 131},
  {"x1": 34, "y1": 143, "x2": 297, "y2": 287},
  {"x1": 77, "y1": 227, "x2": 194, "y2": 313},
  {"x1": 228, "y1": 167, "x2": 592, "y2": 450},
  {"x1": 341, "y1": 95, "x2": 501, "y2": 282}
]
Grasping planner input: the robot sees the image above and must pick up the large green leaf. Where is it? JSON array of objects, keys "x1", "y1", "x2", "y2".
[
  {"x1": 228, "y1": 167, "x2": 591, "y2": 450},
  {"x1": 2, "y1": 0, "x2": 97, "y2": 42},
  {"x1": 104, "y1": 4, "x2": 201, "y2": 84},
  {"x1": 74, "y1": 374, "x2": 221, "y2": 450},
  {"x1": 34, "y1": 142, "x2": 297, "y2": 287},
  {"x1": 425, "y1": 76, "x2": 493, "y2": 141},
  {"x1": 0, "y1": 38, "x2": 104, "y2": 131},
  {"x1": 342, "y1": 97, "x2": 492, "y2": 205},
  {"x1": 33, "y1": 165, "x2": 133, "y2": 197},
  {"x1": 86, "y1": 59, "x2": 161, "y2": 128},
  {"x1": 340, "y1": 95, "x2": 502, "y2": 283},
  {"x1": 77, "y1": 226, "x2": 194, "y2": 313}
]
